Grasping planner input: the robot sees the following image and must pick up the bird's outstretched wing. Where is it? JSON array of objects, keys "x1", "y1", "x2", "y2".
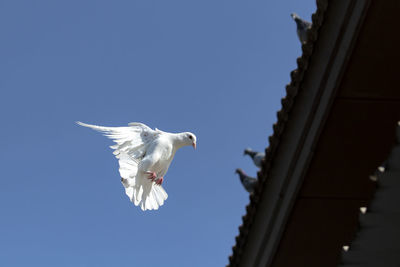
[
  {"x1": 77, "y1": 121, "x2": 168, "y2": 210},
  {"x1": 77, "y1": 121, "x2": 159, "y2": 160}
]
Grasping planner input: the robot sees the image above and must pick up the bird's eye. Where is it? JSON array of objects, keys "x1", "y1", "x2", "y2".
[{"x1": 189, "y1": 135, "x2": 193, "y2": 140}]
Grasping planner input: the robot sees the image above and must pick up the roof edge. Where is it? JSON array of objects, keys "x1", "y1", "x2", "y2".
[{"x1": 228, "y1": 0, "x2": 372, "y2": 266}]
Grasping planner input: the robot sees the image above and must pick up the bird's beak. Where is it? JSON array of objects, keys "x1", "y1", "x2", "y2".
[{"x1": 192, "y1": 142, "x2": 196, "y2": 149}]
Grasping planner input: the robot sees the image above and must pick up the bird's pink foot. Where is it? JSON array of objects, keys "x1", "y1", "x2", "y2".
[
  {"x1": 145, "y1": 171, "x2": 157, "y2": 181},
  {"x1": 155, "y1": 177, "x2": 164, "y2": 185}
]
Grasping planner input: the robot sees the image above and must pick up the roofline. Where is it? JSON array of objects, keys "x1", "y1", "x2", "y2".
[{"x1": 228, "y1": 0, "x2": 371, "y2": 266}]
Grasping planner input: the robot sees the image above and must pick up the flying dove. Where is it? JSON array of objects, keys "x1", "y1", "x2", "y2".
[{"x1": 77, "y1": 121, "x2": 196, "y2": 211}]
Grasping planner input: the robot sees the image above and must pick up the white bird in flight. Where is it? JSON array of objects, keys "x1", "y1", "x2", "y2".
[{"x1": 77, "y1": 121, "x2": 197, "y2": 211}]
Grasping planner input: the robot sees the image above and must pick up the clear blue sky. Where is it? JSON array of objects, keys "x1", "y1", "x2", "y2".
[{"x1": 0, "y1": 1, "x2": 315, "y2": 266}]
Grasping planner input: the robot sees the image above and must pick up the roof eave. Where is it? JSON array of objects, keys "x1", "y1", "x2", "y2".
[{"x1": 228, "y1": 0, "x2": 372, "y2": 266}]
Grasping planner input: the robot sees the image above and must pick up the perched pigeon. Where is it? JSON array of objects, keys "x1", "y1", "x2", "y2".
[
  {"x1": 244, "y1": 148, "x2": 265, "y2": 168},
  {"x1": 291, "y1": 13, "x2": 312, "y2": 44},
  {"x1": 235, "y1": 169, "x2": 257, "y2": 193},
  {"x1": 77, "y1": 121, "x2": 197, "y2": 211}
]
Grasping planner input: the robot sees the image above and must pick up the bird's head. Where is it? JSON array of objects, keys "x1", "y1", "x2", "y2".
[
  {"x1": 291, "y1": 12, "x2": 304, "y2": 25},
  {"x1": 183, "y1": 132, "x2": 197, "y2": 149},
  {"x1": 244, "y1": 148, "x2": 252, "y2": 156},
  {"x1": 291, "y1": 12, "x2": 299, "y2": 20},
  {"x1": 235, "y1": 168, "x2": 244, "y2": 175}
]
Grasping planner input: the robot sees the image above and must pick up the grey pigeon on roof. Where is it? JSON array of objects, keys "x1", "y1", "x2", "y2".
[
  {"x1": 244, "y1": 148, "x2": 265, "y2": 168},
  {"x1": 236, "y1": 169, "x2": 257, "y2": 193},
  {"x1": 291, "y1": 13, "x2": 312, "y2": 44}
]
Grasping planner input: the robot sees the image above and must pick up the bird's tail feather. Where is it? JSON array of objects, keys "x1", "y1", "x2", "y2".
[{"x1": 123, "y1": 174, "x2": 168, "y2": 211}]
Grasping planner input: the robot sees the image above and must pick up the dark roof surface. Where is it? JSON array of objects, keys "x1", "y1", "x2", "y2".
[
  {"x1": 338, "y1": 123, "x2": 400, "y2": 267},
  {"x1": 227, "y1": 0, "x2": 329, "y2": 265}
]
